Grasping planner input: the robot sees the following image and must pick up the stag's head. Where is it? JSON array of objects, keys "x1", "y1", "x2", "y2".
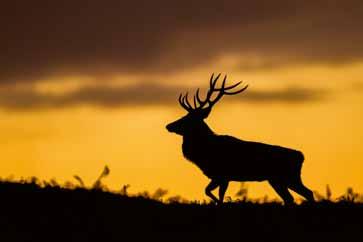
[{"x1": 166, "y1": 73, "x2": 248, "y2": 136}]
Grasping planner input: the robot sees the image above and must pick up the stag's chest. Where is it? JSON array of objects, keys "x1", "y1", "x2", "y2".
[
  {"x1": 182, "y1": 138, "x2": 211, "y2": 164},
  {"x1": 182, "y1": 137, "x2": 222, "y2": 178}
]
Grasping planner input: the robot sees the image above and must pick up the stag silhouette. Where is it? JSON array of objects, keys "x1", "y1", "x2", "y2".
[{"x1": 166, "y1": 74, "x2": 315, "y2": 205}]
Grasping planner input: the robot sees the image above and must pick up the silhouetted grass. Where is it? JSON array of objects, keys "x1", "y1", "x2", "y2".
[{"x1": 0, "y1": 168, "x2": 362, "y2": 242}]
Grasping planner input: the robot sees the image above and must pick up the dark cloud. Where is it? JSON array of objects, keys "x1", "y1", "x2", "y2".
[
  {"x1": 0, "y1": 83, "x2": 179, "y2": 110},
  {"x1": 0, "y1": 83, "x2": 328, "y2": 111},
  {"x1": 1, "y1": 0, "x2": 363, "y2": 85},
  {"x1": 241, "y1": 86, "x2": 327, "y2": 103}
]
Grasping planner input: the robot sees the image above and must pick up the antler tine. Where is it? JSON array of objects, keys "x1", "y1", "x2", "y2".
[
  {"x1": 179, "y1": 93, "x2": 191, "y2": 111},
  {"x1": 210, "y1": 73, "x2": 221, "y2": 90},
  {"x1": 184, "y1": 92, "x2": 193, "y2": 109},
  {"x1": 224, "y1": 84, "x2": 249, "y2": 95},
  {"x1": 182, "y1": 95, "x2": 188, "y2": 108},
  {"x1": 193, "y1": 95, "x2": 198, "y2": 109},
  {"x1": 209, "y1": 73, "x2": 214, "y2": 87},
  {"x1": 221, "y1": 75, "x2": 227, "y2": 89},
  {"x1": 212, "y1": 74, "x2": 249, "y2": 93},
  {"x1": 214, "y1": 79, "x2": 241, "y2": 91},
  {"x1": 195, "y1": 89, "x2": 202, "y2": 103},
  {"x1": 224, "y1": 81, "x2": 241, "y2": 90},
  {"x1": 208, "y1": 75, "x2": 226, "y2": 106},
  {"x1": 195, "y1": 88, "x2": 207, "y2": 108},
  {"x1": 178, "y1": 93, "x2": 184, "y2": 108},
  {"x1": 202, "y1": 73, "x2": 221, "y2": 103}
]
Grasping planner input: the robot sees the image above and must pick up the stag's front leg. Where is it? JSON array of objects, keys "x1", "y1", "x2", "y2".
[{"x1": 205, "y1": 180, "x2": 219, "y2": 203}]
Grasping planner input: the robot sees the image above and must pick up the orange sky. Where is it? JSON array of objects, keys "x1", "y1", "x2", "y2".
[
  {"x1": 1, "y1": 63, "x2": 362, "y2": 200},
  {"x1": 1, "y1": 1, "x2": 362, "y2": 201}
]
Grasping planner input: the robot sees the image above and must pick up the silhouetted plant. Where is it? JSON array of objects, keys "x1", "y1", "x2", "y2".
[
  {"x1": 19, "y1": 177, "x2": 26, "y2": 184},
  {"x1": 235, "y1": 182, "x2": 249, "y2": 202},
  {"x1": 138, "y1": 191, "x2": 151, "y2": 199},
  {"x1": 92, "y1": 165, "x2": 110, "y2": 190},
  {"x1": 63, "y1": 181, "x2": 75, "y2": 189},
  {"x1": 120, "y1": 184, "x2": 130, "y2": 196},
  {"x1": 30, "y1": 176, "x2": 39, "y2": 185},
  {"x1": 326, "y1": 184, "x2": 332, "y2": 201},
  {"x1": 314, "y1": 184, "x2": 334, "y2": 202},
  {"x1": 314, "y1": 190, "x2": 325, "y2": 201},
  {"x1": 225, "y1": 196, "x2": 233, "y2": 203},
  {"x1": 166, "y1": 195, "x2": 188, "y2": 204},
  {"x1": 152, "y1": 188, "x2": 168, "y2": 201},
  {"x1": 339, "y1": 187, "x2": 360, "y2": 202},
  {"x1": 1, "y1": 167, "x2": 362, "y2": 205},
  {"x1": 73, "y1": 175, "x2": 85, "y2": 188},
  {"x1": 49, "y1": 178, "x2": 60, "y2": 187},
  {"x1": 262, "y1": 195, "x2": 269, "y2": 203},
  {"x1": 6, "y1": 174, "x2": 14, "y2": 182},
  {"x1": 42, "y1": 181, "x2": 49, "y2": 187}
]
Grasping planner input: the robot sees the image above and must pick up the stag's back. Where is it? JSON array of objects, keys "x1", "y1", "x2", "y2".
[{"x1": 186, "y1": 134, "x2": 304, "y2": 182}]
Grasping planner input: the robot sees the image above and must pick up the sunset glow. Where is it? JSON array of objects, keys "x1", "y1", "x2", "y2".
[{"x1": 1, "y1": 1, "x2": 362, "y2": 201}]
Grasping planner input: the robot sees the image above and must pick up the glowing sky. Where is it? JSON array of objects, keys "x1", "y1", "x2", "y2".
[{"x1": 1, "y1": 1, "x2": 362, "y2": 200}]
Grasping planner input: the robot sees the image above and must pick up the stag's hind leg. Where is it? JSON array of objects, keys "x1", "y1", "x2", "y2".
[
  {"x1": 269, "y1": 181, "x2": 294, "y2": 205},
  {"x1": 288, "y1": 178, "x2": 315, "y2": 202},
  {"x1": 218, "y1": 180, "x2": 229, "y2": 204}
]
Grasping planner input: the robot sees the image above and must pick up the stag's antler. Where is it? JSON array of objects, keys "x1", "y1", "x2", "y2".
[{"x1": 179, "y1": 73, "x2": 248, "y2": 112}]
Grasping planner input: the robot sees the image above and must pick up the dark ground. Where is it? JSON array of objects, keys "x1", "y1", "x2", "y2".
[{"x1": 0, "y1": 181, "x2": 362, "y2": 242}]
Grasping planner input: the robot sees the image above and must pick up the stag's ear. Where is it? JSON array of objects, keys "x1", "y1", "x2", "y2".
[{"x1": 200, "y1": 107, "x2": 211, "y2": 119}]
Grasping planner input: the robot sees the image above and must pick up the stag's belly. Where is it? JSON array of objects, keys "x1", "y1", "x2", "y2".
[
  {"x1": 198, "y1": 159, "x2": 271, "y2": 181},
  {"x1": 194, "y1": 153, "x2": 302, "y2": 182}
]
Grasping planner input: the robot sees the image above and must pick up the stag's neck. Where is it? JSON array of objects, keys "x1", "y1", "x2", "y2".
[
  {"x1": 182, "y1": 123, "x2": 215, "y2": 162},
  {"x1": 183, "y1": 124, "x2": 215, "y2": 143}
]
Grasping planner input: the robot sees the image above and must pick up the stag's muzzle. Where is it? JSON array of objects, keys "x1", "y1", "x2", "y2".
[
  {"x1": 166, "y1": 121, "x2": 181, "y2": 134},
  {"x1": 166, "y1": 123, "x2": 173, "y2": 132}
]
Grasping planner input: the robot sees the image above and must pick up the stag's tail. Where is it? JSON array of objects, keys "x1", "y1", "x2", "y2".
[
  {"x1": 297, "y1": 151, "x2": 305, "y2": 163},
  {"x1": 294, "y1": 151, "x2": 305, "y2": 175}
]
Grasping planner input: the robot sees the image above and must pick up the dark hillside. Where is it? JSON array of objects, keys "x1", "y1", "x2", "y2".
[{"x1": 0, "y1": 181, "x2": 362, "y2": 242}]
